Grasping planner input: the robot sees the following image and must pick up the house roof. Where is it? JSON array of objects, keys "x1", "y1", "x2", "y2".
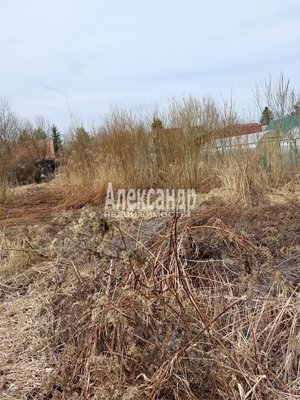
[
  {"x1": 231, "y1": 123, "x2": 262, "y2": 136},
  {"x1": 162, "y1": 123, "x2": 261, "y2": 138},
  {"x1": 265, "y1": 115, "x2": 300, "y2": 134},
  {"x1": 13, "y1": 139, "x2": 55, "y2": 162},
  {"x1": 193, "y1": 123, "x2": 262, "y2": 146}
]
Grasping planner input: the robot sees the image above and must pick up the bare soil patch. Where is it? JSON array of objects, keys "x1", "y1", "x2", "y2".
[{"x1": 0, "y1": 184, "x2": 104, "y2": 228}]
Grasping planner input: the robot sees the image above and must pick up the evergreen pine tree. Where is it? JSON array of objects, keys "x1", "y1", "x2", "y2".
[
  {"x1": 260, "y1": 106, "x2": 273, "y2": 125},
  {"x1": 51, "y1": 125, "x2": 62, "y2": 155}
]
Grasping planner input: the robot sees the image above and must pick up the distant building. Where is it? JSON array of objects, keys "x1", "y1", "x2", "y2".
[
  {"x1": 12, "y1": 139, "x2": 56, "y2": 184},
  {"x1": 258, "y1": 115, "x2": 300, "y2": 167},
  {"x1": 201, "y1": 123, "x2": 263, "y2": 152},
  {"x1": 13, "y1": 139, "x2": 55, "y2": 163},
  {"x1": 264, "y1": 114, "x2": 300, "y2": 135}
]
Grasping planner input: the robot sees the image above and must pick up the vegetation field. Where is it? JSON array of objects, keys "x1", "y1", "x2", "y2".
[
  {"x1": 0, "y1": 177, "x2": 299, "y2": 400},
  {"x1": 0, "y1": 82, "x2": 299, "y2": 399}
]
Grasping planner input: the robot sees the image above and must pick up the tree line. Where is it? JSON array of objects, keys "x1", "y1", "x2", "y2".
[{"x1": 0, "y1": 97, "x2": 62, "y2": 158}]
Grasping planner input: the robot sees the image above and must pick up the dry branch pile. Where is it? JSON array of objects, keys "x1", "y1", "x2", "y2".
[{"x1": 0, "y1": 201, "x2": 299, "y2": 399}]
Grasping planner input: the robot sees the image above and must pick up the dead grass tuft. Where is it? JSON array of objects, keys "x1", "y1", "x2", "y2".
[{"x1": 0, "y1": 200, "x2": 299, "y2": 399}]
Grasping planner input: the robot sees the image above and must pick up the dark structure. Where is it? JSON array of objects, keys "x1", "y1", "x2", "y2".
[{"x1": 13, "y1": 139, "x2": 57, "y2": 184}]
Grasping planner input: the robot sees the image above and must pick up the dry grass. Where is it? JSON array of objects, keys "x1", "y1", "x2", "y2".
[
  {"x1": 52, "y1": 99, "x2": 300, "y2": 211},
  {"x1": 0, "y1": 198, "x2": 299, "y2": 399},
  {"x1": 216, "y1": 150, "x2": 269, "y2": 206},
  {"x1": 1, "y1": 98, "x2": 300, "y2": 399},
  {"x1": 0, "y1": 181, "x2": 107, "y2": 229},
  {"x1": 55, "y1": 98, "x2": 235, "y2": 200}
]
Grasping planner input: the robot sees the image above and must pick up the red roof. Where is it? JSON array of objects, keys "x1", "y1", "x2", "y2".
[
  {"x1": 232, "y1": 123, "x2": 262, "y2": 136},
  {"x1": 157, "y1": 123, "x2": 262, "y2": 147},
  {"x1": 161, "y1": 123, "x2": 261, "y2": 137}
]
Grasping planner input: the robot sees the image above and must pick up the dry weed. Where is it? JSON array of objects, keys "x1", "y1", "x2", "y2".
[{"x1": 1, "y1": 201, "x2": 299, "y2": 399}]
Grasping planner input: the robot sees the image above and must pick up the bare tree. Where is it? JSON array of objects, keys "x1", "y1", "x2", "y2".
[
  {"x1": 168, "y1": 96, "x2": 202, "y2": 128},
  {"x1": 0, "y1": 97, "x2": 19, "y2": 143},
  {"x1": 34, "y1": 115, "x2": 49, "y2": 139},
  {"x1": 0, "y1": 97, "x2": 20, "y2": 195},
  {"x1": 253, "y1": 73, "x2": 298, "y2": 120},
  {"x1": 199, "y1": 97, "x2": 221, "y2": 131}
]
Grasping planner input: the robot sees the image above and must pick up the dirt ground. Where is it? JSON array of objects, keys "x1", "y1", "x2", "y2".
[{"x1": 0, "y1": 184, "x2": 105, "y2": 228}]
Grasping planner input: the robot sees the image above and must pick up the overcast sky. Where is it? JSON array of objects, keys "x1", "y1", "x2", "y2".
[{"x1": 1, "y1": 0, "x2": 299, "y2": 131}]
